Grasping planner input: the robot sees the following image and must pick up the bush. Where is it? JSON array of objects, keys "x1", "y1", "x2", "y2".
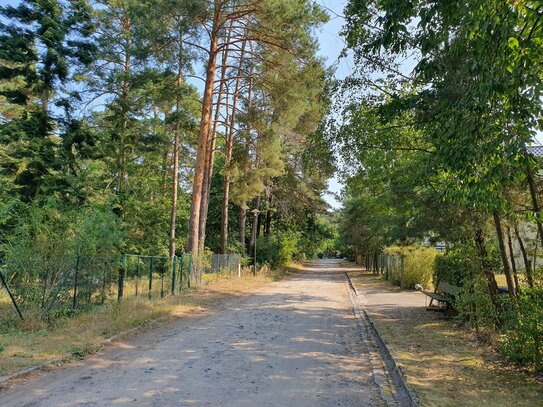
[
  {"x1": 384, "y1": 245, "x2": 438, "y2": 289},
  {"x1": 454, "y1": 273, "x2": 500, "y2": 330},
  {"x1": 499, "y1": 286, "x2": 543, "y2": 371},
  {"x1": 256, "y1": 230, "x2": 300, "y2": 268},
  {"x1": 2, "y1": 200, "x2": 123, "y2": 309},
  {"x1": 434, "y1": 251, "x2": 474, "y2": 287},
  {"x1": 433, "y1": 242, "x2": 504, "y2": 330}
]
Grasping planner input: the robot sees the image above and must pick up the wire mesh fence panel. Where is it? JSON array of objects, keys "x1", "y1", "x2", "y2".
[
  {"x1": 385, "y1": 254, "x2": 404, "y2": 286},
  {"x1": 76, "y1": 256, "x2": 119, "y2": 307},
  {"x1": 210, "y1": 254, "x2": 241, "y2": 275},
  {"x1": 0, "y1": 252, "x2": 195, "y2": 321}
]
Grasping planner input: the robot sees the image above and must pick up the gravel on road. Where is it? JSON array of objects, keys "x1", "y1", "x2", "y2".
[{"x1": 2, "y1": 260, "x2": 386, "y2": 407}]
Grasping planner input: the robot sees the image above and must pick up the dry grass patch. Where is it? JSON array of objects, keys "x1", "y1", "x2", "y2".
[
  {"x1": 0, "y1": 265, "x2": 294, "y2": 378},
  {"x1": 346, "y1": 267, "x2": 543, "y2": 407}
]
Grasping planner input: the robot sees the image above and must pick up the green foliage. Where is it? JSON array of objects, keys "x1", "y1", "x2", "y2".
[
  {"x1": 2, "y1": 199, "x2": 123, "y2": 306},
  {"x1": 385, "y1": 245, "x2": 438, "y2": 289},
  {"x1": 257, "y1": 230, "x2": 301, "y2": 268},
  {"x1": 499, "y1": 286, "x2": 543, "y2": 371},
  {"x1": 454, "y1": 274, "x2": 500, "y2": 331},
  {"x1": 0, "y1": 0, "x2": 334, "y2": 323}
]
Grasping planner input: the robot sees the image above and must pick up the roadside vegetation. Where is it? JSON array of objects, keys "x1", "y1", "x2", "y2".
[
  {"x1": 0, "y1": 0, "x2": 336, "y2": 344},
  {"x1": 348, "y1": 268, "x2": 543, "y2": 407},
  {"x1": 330, "y1": 1, "x2": 543, "y2": 373}
]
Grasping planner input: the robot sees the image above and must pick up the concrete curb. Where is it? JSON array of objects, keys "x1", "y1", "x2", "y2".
[{"x1": 344, "y1": 271, "x2": 420, "y2": 407}]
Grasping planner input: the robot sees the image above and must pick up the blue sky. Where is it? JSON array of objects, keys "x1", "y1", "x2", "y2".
[{"x1": 315, "y1": 0, "x2": 350, "y2": 210}]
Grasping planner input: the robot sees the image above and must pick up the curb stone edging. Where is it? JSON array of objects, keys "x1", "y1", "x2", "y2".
[{"x1": 344, "y1": 271, "x2": 420, "y2": 407}]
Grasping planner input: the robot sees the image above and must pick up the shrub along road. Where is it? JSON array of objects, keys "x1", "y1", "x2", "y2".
[{"x1": 0, "y1": 260, "x2": 405, "y2": 407}]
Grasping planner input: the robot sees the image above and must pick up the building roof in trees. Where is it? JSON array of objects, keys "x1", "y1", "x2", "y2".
[{"x1": 527, "y1": 146, "x2": 543, "y2": 157}]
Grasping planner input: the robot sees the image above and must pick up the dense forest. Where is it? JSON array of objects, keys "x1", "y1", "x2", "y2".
[{"x1": 0, "y1": 0, "x2": 336, "y2": 271}]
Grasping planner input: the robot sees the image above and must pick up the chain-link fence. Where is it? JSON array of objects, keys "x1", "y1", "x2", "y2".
[
  {"x1": 210, "y1": 254, "x2": 241, "y2": 276},
  {"x1": 0, "y1": 253, "x2": 193, "y2": 321},
  {"x1": 381, "y1": 254, "x2": 405, "y2": 286}
]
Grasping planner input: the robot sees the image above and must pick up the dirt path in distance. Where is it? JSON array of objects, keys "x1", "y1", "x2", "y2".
[{"x1": 2, "y1": 260, "x2": 385, "y2": 407}]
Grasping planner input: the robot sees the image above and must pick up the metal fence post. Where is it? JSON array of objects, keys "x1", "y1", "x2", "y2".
[
  {"x1": 171, "y1": 256, "x2": 177, "y2": 296},
  {"x1": 135, "y1": 257, "x2": 140, "y2": 297},
  {"x1": 148, "y1": 257, "x2": 154, "y2": 299},
  {"x1": 160, "y1": 259, "x2": 165, "y2": 299},
  {"x1": 187, "y1": 255, "x2": 192, "y2": 288},
  {"x1": 178, "y1": 254, "x2": 185, "y2": 293},
  {"x1": 0, "y1": 269, "x2": 24, "y2": 321},
  {"x1": 118, "y1": 254, "x2": 125, "y2": 302},
  {"x1": 73, "y1": 255, "x2": 80, "y2": 310}
]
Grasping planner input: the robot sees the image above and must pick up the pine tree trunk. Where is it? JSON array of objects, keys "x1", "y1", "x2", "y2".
[
  {"x1": 200, "y1": 25, "x2": 234, "y2": 248},
  {"x1": 506, "y1": 225, "x2": 520, "y2": 294},
  {"x1": 169, "y1": 33, "x2": 184, "y2": 259},
  {"x1": 162, "y1": 144, "x2": 170, "y2": 192},
  {"x1": 187, "y1": 9, "x2": 221, "y2": 255},
  {"x1": 240, "y1": 206, "x2": 247, "y2": 248},
  {"x1": 220, "y1": 39, "x2": 247, "y2": 254},
  {"x1": 492, "y1": 210, "x2": 516, "y2": 298},
  {"x1": 249, "y1": 196, "x2": 262, "y2": 258},
  {"x1": 116, "y1": 15, "x2": 131, "y2": 220},
  {"x1": 264, "y1": 209, "x2": 271, "y2": 236},
  {"x1": 169, "y1": 112, "x2": 180, "y2": 259},
  {"x1": 514, "y1": 224, "x2": 533, "y2": 288}
]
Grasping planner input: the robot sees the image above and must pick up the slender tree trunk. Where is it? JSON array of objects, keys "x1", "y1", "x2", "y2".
[
  {"x1": 514, "y1": 224, "x2": 534, "y2": 288},
  {"x1": 162, "y1": 144, "x2": 170, "y2": 192},
  {"x1": 169, "y1": 33, "x2": 184, "y2": 259},
  {"x1": 525, "y1": 158, "x2": 543, "y2": 248},
  {"x1": 42, "y1": 88, "x2": 50, "y2": 113},
  {"x1": 492, "y1": 210, "x2": 516, "y2": 298},
  {"x1": 264, "y1": 209, "x2": 271, "y2": 236},
  {"x1": 200, "y1": 24, "x2": 235, "y2": 248},
  {"x1": 220, "y1": 39, "x2": 247, "y2": 253},
  {"x1": 240, "y1": 206, "x2": 247, "y2": 247},
  {"x1": 188, "y1": 9, "x2": 221, "y2": 254},
  {"x1": 474, "y1": 228, "x2": 499, "y2": 308},
  {"x1": 116, "y1": 15, "x2": 131, "y2": 220},
  {"x1": 169, "y1": 111, "x2": 180, "y2": 259},
  {"x1": 506, "y1": 225, "x2": 520, "y2": 294},
  {"x1": 249, "y1": 195, "x2": 262, "y2": 258}
]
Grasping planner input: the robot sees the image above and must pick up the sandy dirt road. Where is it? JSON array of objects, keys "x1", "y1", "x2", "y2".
[{"x1": 2, "y1": 260, "x2": 385, "y2": 407}]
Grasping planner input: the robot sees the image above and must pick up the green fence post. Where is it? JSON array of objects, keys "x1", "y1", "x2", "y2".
[
  {"x1": 0, "y1": 269, "x2": 24, "y2": 321},
  {"x1": 187, "y1": 255, "x2": 192, "y2": 289},
  {"x1": 179, "y1": 254, "x2": 185, "y2": 292},
  {"x1": 160, "y1": 258, "x2": 165, "y2": 299},
  {"x1": 118, "y1": 255, "x2": 125, "y2": 302},
  {"x1": 148, "y1": 257, "x2": 154, "y2": 299},
  {"x1": 73, "y1": 255, "x2": 80, "y2": 310},
  {"x1": 171, "y1": 256, "x2": 177, "y2": 296},
  {"x1": 135, "y1": 257, "x2": 140, "y2": 297}
]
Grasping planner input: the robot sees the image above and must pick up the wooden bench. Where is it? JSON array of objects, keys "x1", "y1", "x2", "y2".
[{"x1": 418, "y1": 281, "x2": 461, "y2": 311}]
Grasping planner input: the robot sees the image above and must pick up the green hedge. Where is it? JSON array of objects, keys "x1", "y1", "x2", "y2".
[{"x1": 384, "y1": 245, "x2": 438, "y2": 289}]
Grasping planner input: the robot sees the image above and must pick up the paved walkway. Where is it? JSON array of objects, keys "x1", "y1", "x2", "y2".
[{"x1": 2, "y1": 260, "x2": 384, "y2": 407}]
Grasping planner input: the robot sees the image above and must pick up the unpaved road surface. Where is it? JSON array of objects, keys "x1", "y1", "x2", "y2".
[{"x1": 2, "y1": 260, "x2": 386, "y2": 407}]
